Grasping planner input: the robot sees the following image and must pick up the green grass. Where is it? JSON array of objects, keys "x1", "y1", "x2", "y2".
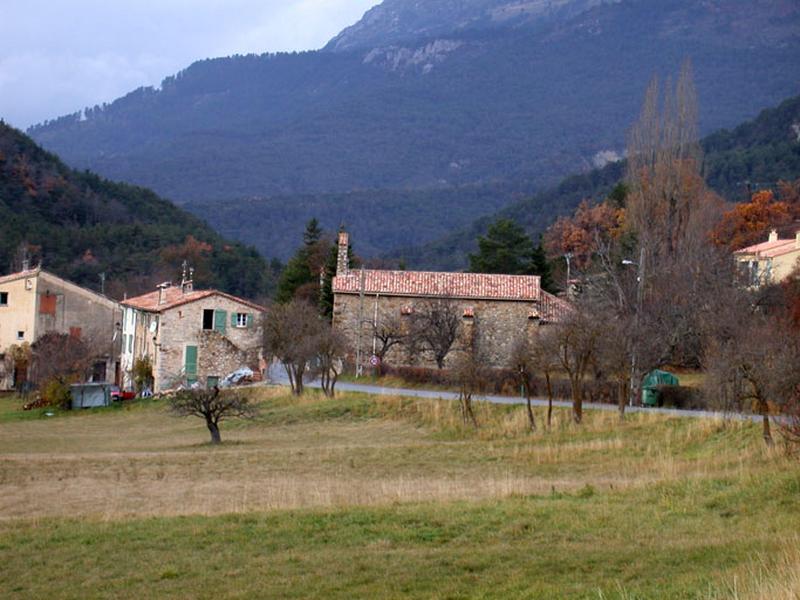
[{"x1": 0, "y1": 389, "x2": 797, "y2": 599}]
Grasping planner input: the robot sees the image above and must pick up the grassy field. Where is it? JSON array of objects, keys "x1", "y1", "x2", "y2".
[{"x1": 0, "y1": 388, "x2": 797, "y2": 598}]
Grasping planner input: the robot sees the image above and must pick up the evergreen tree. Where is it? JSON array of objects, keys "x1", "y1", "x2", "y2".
[
  {"x1": 532, "y1": 241, "x2": 556, "y2": 294},
  {"x1": 469, "y1": 219, "x2": 535, "y2": 275},
  {"x1": 469, "y1": 219, "x2": 556, "y2": 292},
  {"x1": 275, "y1": 219, "x2": 325, "y2": 304}
]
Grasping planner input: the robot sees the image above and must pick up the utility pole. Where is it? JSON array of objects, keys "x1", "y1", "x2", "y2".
[
  {"x1": 355, "y1": 267, "x2": 365, "y2": 378},
  {"x1": 625, "y1": 246, "x2": 646, "y2": 407}
]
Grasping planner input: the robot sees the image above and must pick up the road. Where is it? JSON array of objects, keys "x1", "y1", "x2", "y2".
[{"x1": 266, "y1": 363, "x2": 763, "y2": 422}]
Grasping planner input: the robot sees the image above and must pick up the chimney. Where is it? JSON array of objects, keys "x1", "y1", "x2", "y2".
[
  {"x1": 21, "y1": 259, "x2": 30, "y2": 271},
  {"x1": 337, "y1": 230, "x2": 350, "y2": 276},
  {"x1": 768, "y1": 229, "x2": 778, "y2": 243},
  {"x1": 157, "y1": 282, "x2": 171, "y2": 306}
]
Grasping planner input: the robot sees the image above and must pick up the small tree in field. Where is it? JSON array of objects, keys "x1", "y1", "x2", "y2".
[
  {"x1": 263, "y1": 300, "x2": 322, "y2": 395},
  {"x1": 450, "y1": 329, "x2": 486, "y2": 428},
  {"x1": 553, "y1": 310, "x2": 600, "y2": 424},
  {"x1": 511, "y1": 327, "x2": 560, "y2": 431},
  {"x1": 168, "y1": 387, "x2": 258, "y2": 444},
  {"x1": 311, "y1": 326, "x2": 349, "y2": 398}
]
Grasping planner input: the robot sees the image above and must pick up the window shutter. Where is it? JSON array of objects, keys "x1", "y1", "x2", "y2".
[
  {"x1": 247, "y1": 313, "x2": 253, "y2": 327},
  {"x1": 185, "y1": 346, "x2": 198, "y2": 377},
  {"x1": 214, "y1": 310, "x2": 227, "y2": 333},
  {"x1": 231, "y1": 312, "x2": 237, "y2": 327}
]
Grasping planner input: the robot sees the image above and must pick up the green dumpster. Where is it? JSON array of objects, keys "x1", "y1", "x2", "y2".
[{"x1": 641, "y1": 370, "x2": 680, "y2": 407}]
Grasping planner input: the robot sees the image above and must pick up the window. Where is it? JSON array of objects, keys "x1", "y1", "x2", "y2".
[
  {"x1": 236, "y1": 313, "x2": 248, "y2": 328},
  {"x1": 202, "y1": 309, "x2": 214, "y2": 330},
  {"x1": 17, "y1": 331, "x2": 24, "y2": 340},
  {"x1": 0, "y1": 292, "x2": 7, "y2": 306}
]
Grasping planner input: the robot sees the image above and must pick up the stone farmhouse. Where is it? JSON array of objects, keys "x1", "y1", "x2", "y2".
[
  {"x1": 331, "y1": 232, "x2": 570, "y2": 370},
  {"x1": 734, "y1": 229, "x2": 800, "y2": 287},
  {"x1": 120, "y1": 275, "x2": 265, "y2": 393},
  {"x1": 0, "y1": 265, "x2": 122, "y2": 390}
]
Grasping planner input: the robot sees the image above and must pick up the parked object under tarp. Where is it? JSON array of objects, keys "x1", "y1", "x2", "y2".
[{"x1": 70, "y1": 383, "x2": 113, "y2": 409}]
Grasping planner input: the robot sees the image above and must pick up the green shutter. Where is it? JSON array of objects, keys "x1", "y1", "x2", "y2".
[
  {"x1": 214, "y1": 310, "x2": 227, "y2": 333},
  {"x1": 246, "y1": 313, "x2": 253, "y2": 328},
  {"x1": 185, "y1": 346, "x2": 198, "y2": 380},
  {"x1": 231, "y1": 312, "x2": 238, "y2": 327}
]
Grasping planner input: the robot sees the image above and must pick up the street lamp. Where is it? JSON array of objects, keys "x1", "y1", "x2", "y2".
[{"x1": 622, "y1": 248, "x2": 646, "y2": 407}]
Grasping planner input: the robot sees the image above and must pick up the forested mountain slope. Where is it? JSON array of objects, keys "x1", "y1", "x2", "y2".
[
  {"x1": 0, "y1": 122, "x2": 272, "y2": 299},
  {"x1": 29, "y1": 0, "x2": 800, "y2": 214},
  {"x1": 396, "y1": 94, "x2": 800, "y2": 270}
]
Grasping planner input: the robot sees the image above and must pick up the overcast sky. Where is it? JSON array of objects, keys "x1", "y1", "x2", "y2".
[{"x1": 0, "y1": 0, "x2": 379, "y2": 130}]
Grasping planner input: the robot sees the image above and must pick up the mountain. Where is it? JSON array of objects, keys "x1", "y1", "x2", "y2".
[
  {"x1": 395, "y1": 93, "x2": 800, "y2": 270},
  {"x1": 0, "y1": 122, "x2": 275, "y2": 299},
  {"x1": 26, "y1": 0, "x2": 800, "y2": 260}
]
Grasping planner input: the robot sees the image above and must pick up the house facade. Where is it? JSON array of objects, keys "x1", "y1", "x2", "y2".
[
  {"x1": 0, "y1": 266, "x2": 122, "y2": 389},
  {"x1": 331, "y1": 232, "x2": 570, "y2": 370},
  {"x1": 121, "y1": 279, "x2": 265, "y2": 393},
  {"x1": 734, "y1": 229, "x2": 800, "y2": 287}
]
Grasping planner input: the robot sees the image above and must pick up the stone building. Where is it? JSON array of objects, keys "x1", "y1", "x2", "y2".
[
  {"x1": 121, "y1": 276, "x2": 265, "y2": 393},
  {"x1": 0, "y1": 266, "x2": 122, "y2": 389},
  {"x1": 331, "y1": 232, "x2": 570, "y2": 370}
]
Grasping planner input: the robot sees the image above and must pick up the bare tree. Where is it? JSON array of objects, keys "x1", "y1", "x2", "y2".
[
  {"x1": 263, "y1": 300, "x2": 322, "y2": 395},
  {"x1": 311, "y1": 325, "x2": 350, "y2": 398},
  {"x1": 410, "y1": 299, "x2": 461, "y2": 369},
  {"x1": 449, "y1": 321, "x2": 485, "y2": 427},
  {"x1": 704, "y1": 315, "x2": 800, "y2": 446},
  {"x1": 511, "y1": 330, "x2": 561, "y2": 432},
  {"x1": 627, "y1": 60, "x2": 707, "y2": 263},
  {"x1": 553, "y1": 310, "x2": 600, "y2": 424},
  {"x1": 168, "y1": 386, "x2": 259, "y2": 444},
  {"x1": 29, "y1": 331, "x2": 101, "y2": 387},
  {"x1": 371, "y1": 309, "x2": 407, "y2": 367}
]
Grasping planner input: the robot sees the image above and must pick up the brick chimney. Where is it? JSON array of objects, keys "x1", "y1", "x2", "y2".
[
  {"x1": 768, "y1": 229, "x2": 778, "y2": 243},
  {"x1": 337, "y1": 231, "x2": 350, "y2": 276}
]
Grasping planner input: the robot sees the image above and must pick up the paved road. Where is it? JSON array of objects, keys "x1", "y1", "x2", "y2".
[{"x1": 266, "y1": 364, "x2": 763, "y2": 422}]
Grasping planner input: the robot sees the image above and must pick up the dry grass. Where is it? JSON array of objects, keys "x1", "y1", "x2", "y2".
[
  {"x1": 709, "y1": 538, "x2": 800, "y2": 599},
  {"x1": 0, "y1": 389, "x2": 787, "y2": 522}
]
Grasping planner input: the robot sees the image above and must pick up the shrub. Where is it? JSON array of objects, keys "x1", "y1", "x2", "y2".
[
  {"x1": 133, "y1": 357, "x2": 153, "y2": 393},
  {"x1": 41, "y1": 378, "x2": 72, "y2": 409},
  {"x1": 655, "y1": 385, "x2": 706, "y2": 410}
]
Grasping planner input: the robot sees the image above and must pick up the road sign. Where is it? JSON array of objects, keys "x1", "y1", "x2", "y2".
[{"x1": 369, "y1": 355, "x2": 380, "y2": 367}]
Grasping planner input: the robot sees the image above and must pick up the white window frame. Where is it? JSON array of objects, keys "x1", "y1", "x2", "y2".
[
  {"x1": 236, "y1": 312, "x2": 248, "y2": 328},
  {"x1": 17, "y1": 331, "x2": 24, "y2": 340}
]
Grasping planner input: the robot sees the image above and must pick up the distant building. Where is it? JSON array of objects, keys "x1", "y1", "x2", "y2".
[
  {"x1": 0, "y1": 266, "x2": 122, "y2": 390},
  {"x1": 734, "y1": 229, "x2": 800, "y2": 287},
  {"x1": 121, "y1": 275, "x2": 265, "y2": 393},
  {"x1": 331, "y1": 231, "x2": 570, "y2": 370}
]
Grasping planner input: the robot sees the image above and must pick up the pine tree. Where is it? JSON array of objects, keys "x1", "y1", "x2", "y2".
[{"x1": 469, "y1": 219, "x2": 535, "y2": 275}]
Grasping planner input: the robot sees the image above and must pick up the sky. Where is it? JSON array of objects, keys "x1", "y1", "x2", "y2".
[{"x1": 0, "y1": 0, "x2": 379, "y2": 130}]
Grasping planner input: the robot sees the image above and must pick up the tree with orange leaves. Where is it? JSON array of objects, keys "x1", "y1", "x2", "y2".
[
  {"x1": 712, "y1": 190, "x2": 793, "y2": 251},
  {"x1": 544, "y1": 199, "x2": 624, "y2": 270}
]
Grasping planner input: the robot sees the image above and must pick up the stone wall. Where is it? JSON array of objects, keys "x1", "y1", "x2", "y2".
[
  {"x1": 154, "y1": 293, "x2": 264, "y2": 392},
  {"x1": 332, "y1": 292, "x2": 542, "y2": 370}
]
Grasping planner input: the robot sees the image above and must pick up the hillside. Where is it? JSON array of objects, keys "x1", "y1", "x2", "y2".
[
  {"x1": 397, "y1": 94, "x2": 800, "y2": 270},
  {"x1": 0, "y1": 122, "x2": 273, "y2": 299},
  {"x1": 27, "y1": 0, "x2": 800, "y2": 259}
]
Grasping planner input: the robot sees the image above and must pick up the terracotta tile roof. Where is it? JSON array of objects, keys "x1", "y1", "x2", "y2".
[
  {"x1": 539, "y1": 291, "x2": 573, "y2": 322},
  {"x1": 0, "y1": 268, "x2": 40, "y2": 285},
  {"x1": 333, "y1": 270, "x2": 541, "y2": 302},
  {"x1": 734, "y1": 239, "x2": 796, "y2": 256},
  {"x1": 122, "y1": 286, "x2": 265, "y2": 313}
]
